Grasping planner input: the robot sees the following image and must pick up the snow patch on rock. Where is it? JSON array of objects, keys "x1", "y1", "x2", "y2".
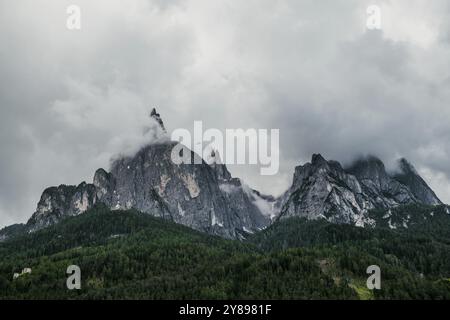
[
  {"x1": 157, "y1": 174, "x2": 171, "y2": 196},
  {"x1": 354, "y1": 214, "x2": 375, "y2": 227},
  {"x1": 210, "y1": 208, "x2": 223, "y2": 227},
  {"x1": 243, "y1": 226, "x2": 254, "y2": 234},
  {"x1": 177, "y1": 202, "x2": 185, "y2": 217},
  {"x1": 74, "y1": 192, "x2": 90, "y2": 214},
  {"x1": 388, "y1": 219, "x2": 397, "y2": 229}
]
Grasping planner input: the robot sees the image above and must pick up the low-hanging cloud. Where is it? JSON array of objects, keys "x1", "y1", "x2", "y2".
[{"x1": 1, "y1": 0, "x2": 450, "y2": 227}]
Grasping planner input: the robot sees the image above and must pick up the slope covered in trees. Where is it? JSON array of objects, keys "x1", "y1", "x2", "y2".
[{"x1": 0, "y1": 204, "x2": 449, "y2": 299}]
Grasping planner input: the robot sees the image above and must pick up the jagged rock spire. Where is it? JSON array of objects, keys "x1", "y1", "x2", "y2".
[
  {"x1": 150, "y1": 107, "x2": 166, "y2": 132},
  {"x1": 209, "y1": 149, "x2": 224, "y2": 165},
  {"x1": 208, "y1": 149, "x2": 232, "y2": 181}
]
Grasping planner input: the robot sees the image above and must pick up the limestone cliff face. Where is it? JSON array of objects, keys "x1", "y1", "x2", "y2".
[
  {"x1": 16, "y1": 110, "x2": 443, "y2": 239},
  {"x1": 393, "y1": 158, "x2": 442, "y2": 206},
  {"x1": 92, "y1": 142, "x2": 270, "y2": 238},
  {"x1": 277, "y1": 154, "x2": 375, "y2": 226},
  {"x1": 277, "y1": 154, "x2": 442, "y2": 226},
  {"x1": 27, "y1": 183, "x2": 97, "y2": 232},
  {"x1": 24, "y1": 110, "x2": 271, "y2": 238}
]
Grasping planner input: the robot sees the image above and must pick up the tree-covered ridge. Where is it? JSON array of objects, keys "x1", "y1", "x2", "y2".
[
  {"x1": 0, "y1": 204, "x2": 449, "y2": 299},
  {"x1": 367, "y1": 204, "x2": 450, "y2": 243},
  {"x1": 0, "y1": 205, "x2": 351, "y2": 299},
  {"x1": 249, "y1": 204, "x2": 450, "y2": 299}
]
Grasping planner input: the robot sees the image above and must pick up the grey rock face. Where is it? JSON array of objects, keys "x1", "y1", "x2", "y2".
[
  {"x1": 211, "y1": 158, "x2": 272, "y2": 233},
  {"x1": 393, "y1": 158, "x2": 442, "y2": 205},
  {"x1": 103, "y1": 142, "x2": 271, "y2": 237},
  {"x1": 278, "y1": 154, "x2": 374, "y2": 226},
  {"x1": 19, "y1": 109, "x2": 444, "y2": 238},
  {"x1": 103, "y1": 142, "x2": 233, "y2": 236},
  {"x1": 278, "y1": 154, "x2": 442, "y2": 226},
  {"x1": 346, "y1": 156, "x2": 418, "y2": 208},
  {"x1": 149, "y1": 108, "x2": 166, "y2": 132},
  {"x1": 27, "y1": 182, "x2": 97, "y2": 232},
  {"x1": 25, "y1": 110, "x2": 272, "y2": 238}
]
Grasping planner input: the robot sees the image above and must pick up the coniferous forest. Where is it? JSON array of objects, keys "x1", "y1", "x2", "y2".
[{"x1": 0, "y1": 204, "x2": 450, "y2": 299}]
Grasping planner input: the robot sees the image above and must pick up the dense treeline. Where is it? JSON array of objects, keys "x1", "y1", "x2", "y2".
[
  {"x1": 0, "y1": 204, "x2": 449, "y2": 299},
  {"x1": 249, "y1": 204, "x2": 450, "y2": 299}
]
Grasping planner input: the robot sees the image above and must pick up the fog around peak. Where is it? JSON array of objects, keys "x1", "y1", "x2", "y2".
[{"x1": 1, "y1": 0, "x2": 450, "y2": 227}]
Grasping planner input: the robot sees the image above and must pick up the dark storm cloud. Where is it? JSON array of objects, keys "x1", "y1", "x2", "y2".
[{"x1": 1, "y1": 0, "x2": 450, "y2": 227}]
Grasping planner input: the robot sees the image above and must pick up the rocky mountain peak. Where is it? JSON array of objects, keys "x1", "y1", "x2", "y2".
[
  {"x1": 279, "y1": 153, "x2": 443, "y2": 227},
  {"x1": 280, "y1": 154, "x2": 371, "y2": 225},
  {"x1": 8, "y1": 108, "x2": 445, "y2": 240},
  {"x1": 393, "y1": 158, "x2": 442, "y2": 205},
  {"x1": 397, "y1": 158, "x2": 418, "y2": 175},
  {"x1": 150, "y1": 107, "x2": 166, "y2": 132},
  {"x1": 311, "y1": 153, "x2": 327, "y2": 166},
  {"x1": 24, "y1": 120, "x2": 270, "y2": 238},
  {"x1": 347, "y1": 155, "x2": 385, "y2": 174},
  {"x1": 207, "y1": 149, "x2": 232, "y2": 181},
  {"x1": 346, "y1": 155, "x2": 390, "y2": 190}
]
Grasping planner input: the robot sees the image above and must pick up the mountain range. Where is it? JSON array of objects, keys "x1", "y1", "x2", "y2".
[
  {"x1": 1, "y1": 203, "x2": 450, "y2": 299},
  {"x1": 1, "y1": 109, "x2": 450, "y2": 300},
  {"x1": 0, "y1": 109, "x2": 445, "y2": 240}
]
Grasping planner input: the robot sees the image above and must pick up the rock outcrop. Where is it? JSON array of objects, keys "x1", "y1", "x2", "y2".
[
  {"x1": 277, "y1": 154, "x2": 442, "y2": 226},
  {"x1": 24, "y1": 110, "x2": 272, "y2": 238},
  {"x1": 4, "y1": 110, "x2": 442, "y2": 240}
]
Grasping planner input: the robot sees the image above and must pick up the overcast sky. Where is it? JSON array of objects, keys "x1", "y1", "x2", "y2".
[{"x1": 1, "y1": 0, "x2": 450, "y2": 227}]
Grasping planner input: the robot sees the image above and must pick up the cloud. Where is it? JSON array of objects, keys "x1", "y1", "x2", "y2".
[{"x1": 1, "y1": 0, "x2": 450, "y2": 227}]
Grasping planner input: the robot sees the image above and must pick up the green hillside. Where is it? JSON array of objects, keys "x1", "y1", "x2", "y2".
[{"x1": 0, "y1": 204, "x2": 449, "y2": 299}]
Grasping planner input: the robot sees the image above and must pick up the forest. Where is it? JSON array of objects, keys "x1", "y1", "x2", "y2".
[{"x1": 0, "y1": 204, "x2": 449, "y2": 299}]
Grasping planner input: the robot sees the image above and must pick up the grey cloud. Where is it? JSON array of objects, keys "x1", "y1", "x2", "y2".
[{"x1": 1, "y1": 0, "x2": 450, "y2": 227}]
